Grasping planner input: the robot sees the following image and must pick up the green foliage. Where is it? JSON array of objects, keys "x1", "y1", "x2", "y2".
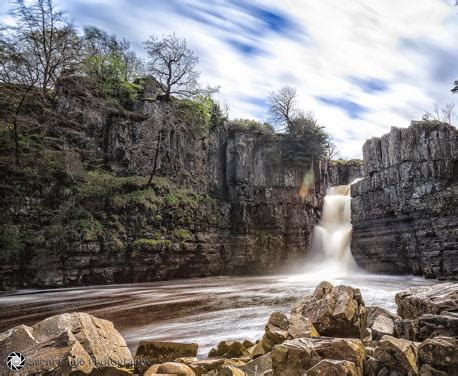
[
  {"x1": 229, "y1": 119, "x2": 275, "y2": 134},
  {"x1": 132, "y1": 238, "x2": 172, "y2": 251},
  {"x1": 172, "y1": 228, "x2": 193, "y2": 241}
]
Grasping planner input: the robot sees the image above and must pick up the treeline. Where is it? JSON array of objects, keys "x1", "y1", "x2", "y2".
[{"x1": 0, "y1": 0, "x2": 335, "y2": 168}]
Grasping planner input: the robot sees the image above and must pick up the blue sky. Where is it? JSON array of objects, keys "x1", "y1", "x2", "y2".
[{"x1": 2, "y1": 0, "x2": 458, "y2": 158}]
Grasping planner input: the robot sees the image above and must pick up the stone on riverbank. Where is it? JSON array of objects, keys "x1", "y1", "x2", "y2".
[
  {"x1": 373, "y1": 335, "x2": 419, "y2": 375},
  {"x1": 261, "y1": 312, "x2": 289, "y2": 352},
  {"x1": 418, "y1": 336, "x2": 458, "y2": 374},
  {"x1": 395, "y1": 283, "x2": 458, "y2": 319},
  {"x1": 306, "y1": 359, "x2": 358, "y2": 375},
  {"x1": 292, "y1": 281, "x2": 367, "y2": 338},
  {"x1": 394, "y1": 313, "x2": 458, "y2": 341},
  {"x1": 134, "y1": 340, "x2": 198, "y2": 374},
  {"x1": 208, "y1": 340, "x2": 250, "y2": 358},
  {"x1": 0, "y1": 312, "x2": 133, "y2": 376}
]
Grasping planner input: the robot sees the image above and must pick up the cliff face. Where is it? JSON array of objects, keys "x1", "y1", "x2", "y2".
[
  {"x1": 351, "y1": 121, "x2": 457, "y2": 279},
  {"x1": 0, "y1": 79, "x2": 326, "y2": 288},
  {"x1": 327, "y1": 160, "x2": 363, "y2": 186}
]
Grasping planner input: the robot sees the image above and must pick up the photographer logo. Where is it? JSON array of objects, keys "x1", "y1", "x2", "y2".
[{"x1": 6, "y1": 352, "x2": 26, "y2": 371}]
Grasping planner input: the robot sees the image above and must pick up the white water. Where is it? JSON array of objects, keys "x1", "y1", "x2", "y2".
[{"x1": 305, "y1": 182, "x2": 360, "y2": 277}]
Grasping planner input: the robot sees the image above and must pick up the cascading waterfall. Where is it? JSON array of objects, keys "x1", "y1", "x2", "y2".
[{"x1": 306, "y1": 181, "x2": 360, "y2": 276}]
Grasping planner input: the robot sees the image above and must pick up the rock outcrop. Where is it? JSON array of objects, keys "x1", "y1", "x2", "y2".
[
  {"x1": 0, "y1": 78, "x2": 327, "y2": 288},
  {"x1": 351, "y1": 121, "x2": 457, "y2": 279},
  {"x1": 0, "y1": 312, "x2": 133, "y2": 375}
]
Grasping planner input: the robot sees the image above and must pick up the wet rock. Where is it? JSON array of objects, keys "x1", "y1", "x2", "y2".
[
  {"x1": 293, "y1": 281, "x2": 367, "y2": 338},
  {"x1": 208, "y1": 340, "x2": 250, "y2": 358},
  {"x1": 0, "y1": 312, "x2": 133, "y2": 376},
  {"x1": 155, "y1": 361, "x2": 196, "y2": 375},
  {"x1": 135, "y1": 340, "x2": 198, "y2": 374},
  {"x1": 419, "y1": 364, "x2": 449, "y2": 376},
  {"x1": 418, "y1": 336, "x2": 458, "y2": 373},
  {"x1": 271, "y1": 338, "x2": 321, "y2": 376},
  {"x1": 306, "y1": 359, "x2": 358, "y2": 376},
  {"x1": 287, "y1": 315, "x2": 319, "y2": 339},
  {"x1": 271, "y1": 337, "x2": 365, "y2": 376},
  {"x1": 395, "y1": 283, "x2": 458, "y2": 319},
  {"x1": 394, "y1": 314, "x2": 458, "y2": 341},
  {"x1": 261, "y1": 312, "x2": 289, "y2": 352},
  {"x1": 373, "y1": 335, "x2": 419, "y2": 375},
  {"x1": 237, "y1": 353, "x2": 272, "y2": 375}
]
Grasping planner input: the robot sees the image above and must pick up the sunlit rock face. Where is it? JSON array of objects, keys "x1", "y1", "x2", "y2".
[{"x1": 351, "y1": 121, "x2": 457, "y2": 279}]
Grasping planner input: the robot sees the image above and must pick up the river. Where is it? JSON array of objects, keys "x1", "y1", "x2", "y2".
[{"x1": 0, "y1": 273, "x2": 436, "y2": 357}]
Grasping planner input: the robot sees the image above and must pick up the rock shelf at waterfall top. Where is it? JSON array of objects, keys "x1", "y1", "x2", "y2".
[{"x1": 1, "y1": 281, "x2": 457, "y2": 376}]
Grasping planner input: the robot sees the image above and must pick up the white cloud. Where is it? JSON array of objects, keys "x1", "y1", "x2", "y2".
[{"x1": 3, "y1": 0, "x2": 457, "y2": 158}]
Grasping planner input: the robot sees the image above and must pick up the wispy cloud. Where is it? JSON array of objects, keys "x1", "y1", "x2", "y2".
[{"x1": 2, "y1": 0, "x2": 457, "y2": 158}]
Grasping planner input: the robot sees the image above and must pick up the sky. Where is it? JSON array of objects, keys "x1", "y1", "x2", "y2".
[{"x1": 2, "y1": 0, "x2": 458, "y2": 158}]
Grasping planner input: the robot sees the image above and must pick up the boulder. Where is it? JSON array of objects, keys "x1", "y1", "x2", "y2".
[
  {"x1": 366, "y1": 306, "x2": 399, "y2": 327},
  {"x1": 271, "y1": 338, "x2": 321, "y2": 376},
  {"x1": 144, "y1": 364, "x2": 160, "y2": 375},
  {"x1": 189, "y1": 358, "x2": 248, "y2": 375},
  {"x1": 395, "y1": 283, "x2": 458, "y2": 319},
  {"x1": 0, "y1": 312, "x2": 133, "y2": 376},
  {"x1": 208, "y1": 340, "x2": 250, "y2": 358},
  {"x1": 271, "y1": 337, "x2": 365, "y2": 376},
  {"x1": 237, "y1": 353, "x2": 272, "y2": 375},
  {"x1": 292, "y1": 281, "x2": 367, "y2": 338},
  {"x1": 373, "y1": 335, "x2": 419, "y2": 375},
  {"x1": 134, "y1": 340, "x2": 198, "y2": 374},
  {"x1": 287, "y1": 315, "x2": 319, "y2": 339},
  {"x1": 261, "y1": 312, "x2": 289, "y2": 352},
  {"x1": 419, "y1": 364, "x2": 449, "y2": 376},
  {"x1": 371, "y1": 314, "x2": 395, "y2": 340},
  {"x1": 394, "y1": 314, "x2": 458, "y2": 341},
  {"x1": 218, "y1": 365, "x2": 246, "y2": 375},
  {"x1": 156, "y1": 361, "x2": 196, "y2": 375},
  {"x1": 248, "y1": 341, "x2": 266, "y2": 358},
  {"x1": 418, "y1": 336, "x2": 458, "y2": 373},
  {"x1": 306, "y1": 359, "x2": 358, "y2": 376}
]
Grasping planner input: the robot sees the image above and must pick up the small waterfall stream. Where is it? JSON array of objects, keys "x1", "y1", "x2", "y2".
[{"x1": 307, "y1": 182, "x2": 360, "y2": 275}]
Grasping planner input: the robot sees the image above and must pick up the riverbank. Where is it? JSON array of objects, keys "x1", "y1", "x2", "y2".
[{"x1": 0, "y1": 274, "x2": 437, "y2": 357}]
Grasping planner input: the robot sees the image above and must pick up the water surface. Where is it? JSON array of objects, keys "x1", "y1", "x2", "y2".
[{"x1": 0, "y1": 273, "x2": 436, "y2": 357}]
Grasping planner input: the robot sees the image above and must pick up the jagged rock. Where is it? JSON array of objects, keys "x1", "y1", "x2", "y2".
[
  {"x1": 351, "y1": 121, "x2": 457, "y2": 279},
  {"x1": 0, "y1": 312, "x2": 133, "y2": 376},
  {"x1": 261, "y1": 312, "x2": 289, "y2": 352},
  {"x1": 306, "y1": 359, "x2": 358, "y2": 376},
  {"x1": 248, "y1": 341, "x2": 266, "y2": 358},
  {"x1": 134, "y1": 340, "x2": 198, "y2": 374},
  {"x1": 288, "y1": 314, "x2": 319, "y2": 339},
  {"x1": 242, "y1": 339, "x2": 254, "y2": 349},
  {"x1": 155, "y1": 361, "x2": 196, "y2": 375},
  {"x1": 394, "y1": 313, "x2": 458, "y2": 341},
  {"x1": 271, "y1": 337, "x2": 365, "y2": 376},
  {"x1": 176, "y1": 357, "x2": 199, "y2": 364},
  {"x1": 208, "y1": 340, "x2": 250, "y2": 358},
  {"x1": 419, "y1": 364, "x2": 449, "y2": 376},
  {"x1": 237, "y1": 353, "x2": 272, "y2": 375},
  {"x1": 189, "y1": 359, "x2": 226, "y2": 375},
  {"x1": 373, "y1": 335, "x2": 419, "y2": 375},
  {"x1": 292, "y1": 281, "x2": 367, "y2": 338},
  {"x1": 327, "y1": 160, "x2": 363, "y2": 186},
  {"x1": 395, "y1": 283, "x2": 458, "y2": 319},
  {"x1": 218, "y1": 365, "x2": 246, "y2": 376},
  {"x1": 371, "y1": 314, "x2": 395, "y2": 340},
  {"x1": 367, "y1": 306, "x2": 400, "y2": 326},
  {"x1": 418, "y1": 336, "x2": 458, "y2": 373},
  {"x1": 144, "y1": 364, "x2": 161, "y2": 376}
]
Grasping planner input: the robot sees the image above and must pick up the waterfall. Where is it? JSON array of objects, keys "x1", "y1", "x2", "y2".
[{"x1": 306, "y1": 182, "x2": 360, "y2": 276}]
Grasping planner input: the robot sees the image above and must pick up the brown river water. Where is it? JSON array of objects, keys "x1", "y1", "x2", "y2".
[{"x1": 0, "y1": 273, "x2": 437, "y2": 357}]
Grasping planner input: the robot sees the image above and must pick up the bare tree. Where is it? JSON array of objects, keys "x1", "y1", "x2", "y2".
[
  {"x1": 267, "y1": 86, "x2": 298, "y2": 128},
  {"x1": 9, "y1": 0, "x2": 80, "y2": 96},
  {"x1": 422, "y1": 103, "x2": 456, "y2": 125},
  {"x1": 144, "y1": 34, "x2": 199, "y2": 99},
  {"x1": 326, "y1": 141, "x2": 340, "y2": 160}
]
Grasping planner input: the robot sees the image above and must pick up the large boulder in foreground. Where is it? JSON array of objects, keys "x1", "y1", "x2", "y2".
[
  {"x1": 292, "y1": 281, "x2": 367, "y2": 338},
  {"x1": 271, "y1": 337, "x2": 365, "y2": 376},
  {"x1": 418, "y1": 336, "x2": 458, "y2": 375},
  {"x1": 394, "y1": 313, "x2": 458, "y2": 341},
  {"x1": 395, "y1": 283, "x2": 458, "y2": 319},
  {"x1": 373, "y1": 335, "x2": 419, "y2": 375},
  {"x1": 134, "y1": 340, "x2": 198, "y2": 374},
  {"x1": 0, "y1": 312, "x2": 133, "y2": 376}
]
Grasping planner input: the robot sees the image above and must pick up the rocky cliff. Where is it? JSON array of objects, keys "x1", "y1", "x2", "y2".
[
  {"x1": 0, "y1": 78, "x2": 326, "y2": 288},
  {"x1": 351, "y1": 121, "x2": 457, "y2": 279}
]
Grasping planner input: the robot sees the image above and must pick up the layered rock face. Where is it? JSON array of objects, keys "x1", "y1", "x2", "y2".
[
  {"x1": 0, "y1": 78, "x2": 326, "y2": 288},
  {"x1": 351, "y1": 121, "x2": 457, "y2": 279}
]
